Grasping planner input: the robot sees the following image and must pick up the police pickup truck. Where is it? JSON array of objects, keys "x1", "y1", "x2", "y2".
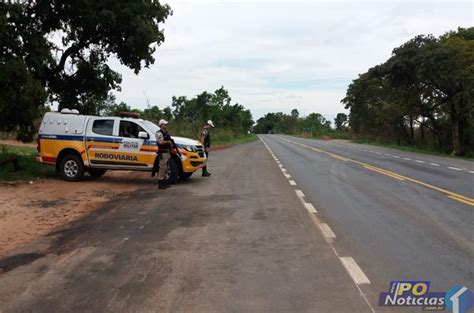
[{"x1": 37, "y1": 109, "x2": 206, "y2": 182}]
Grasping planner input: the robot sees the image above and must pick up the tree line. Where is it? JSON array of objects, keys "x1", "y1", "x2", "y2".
[
  {"x1": 105, "y1": 87, "x2": 254, "y2": 141},
  {"x1": 254, "y1": 110, "x2": 349, "y2": 138},
  {"x1": 342, "y1": 27, "x2": 474, "y2": 156}
]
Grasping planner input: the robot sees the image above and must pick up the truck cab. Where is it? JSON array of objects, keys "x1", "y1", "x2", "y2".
[{"x1": 37, "y1": 110, "x2": 206, "y2": 182}]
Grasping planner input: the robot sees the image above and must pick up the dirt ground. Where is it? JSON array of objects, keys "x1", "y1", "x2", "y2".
[
  {"x1": 0, "y1": 140, "x2": 236, "y2": 258},
  {"x1": 0, "y1": 171, "x2": 154, "y2": 257}
]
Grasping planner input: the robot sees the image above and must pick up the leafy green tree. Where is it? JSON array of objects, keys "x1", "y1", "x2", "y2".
[
  {"x1": 0, "y1": 0, "x2": 171, "y2": 141},
  {"x1": 342, "y1": 27, "x2": 474, "y2": 155}
]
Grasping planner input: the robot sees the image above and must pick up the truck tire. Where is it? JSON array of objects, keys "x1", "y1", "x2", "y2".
[
  {"x1": 88, "y1": 168, "x2": 107, "y2": 177},
  {"x1": 60, "y1": 154, "x2": 85, "y2": 182},
  {"x1": 168, "y1": 157, "x2": 180, "y2": 184},
  {"x1": 180, "y1": 172, "x2": 193, "y2": 180}
]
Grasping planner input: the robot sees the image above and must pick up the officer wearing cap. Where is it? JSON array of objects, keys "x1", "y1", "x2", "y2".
[
  {"x1": 156, "y1": 119, "x2": 173, "y2": 189},
  {"x1": 200, "y1": 120, "x2": 214, "y2": 177}
]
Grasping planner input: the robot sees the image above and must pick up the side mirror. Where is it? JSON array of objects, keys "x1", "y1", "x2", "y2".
[{"x1": 138, "y1": 131, "x2": 149, "y2": 139}]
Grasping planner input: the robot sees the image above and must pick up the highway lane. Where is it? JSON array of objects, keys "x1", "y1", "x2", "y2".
[
  {"x1": 261, "y1": 134, "x2": 474, "y2": 311},
  {"x1": 279, "y1": 135, "x2": 474, "y2": 198},
  {"x1": 0, "y1": 140, "x2": 375, "y2": 313}
]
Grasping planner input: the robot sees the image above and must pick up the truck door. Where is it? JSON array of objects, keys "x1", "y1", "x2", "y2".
[
  {"x1": 86, "y1": 118, "x2": 124, "y2": 167},
  {"x1": 117, "y1": 120, "x2": 154, "y2": 168}
]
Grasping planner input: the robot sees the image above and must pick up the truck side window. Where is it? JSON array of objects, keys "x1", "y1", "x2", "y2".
[
  {"x1": 92, "y1": 120, "x2": 114, "y2": 136},
  {"x1": 119, "y1": 121, "x2": 146, "y2": 138}
]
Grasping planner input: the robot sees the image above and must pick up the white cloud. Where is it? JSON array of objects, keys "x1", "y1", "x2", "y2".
[{"x1": 111, "y1": 0, "x2": 473, "y2": 122}]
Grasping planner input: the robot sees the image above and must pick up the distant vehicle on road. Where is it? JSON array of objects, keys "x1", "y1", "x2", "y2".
[{"x1": 36, "y1": 110, "x2": 206, "y2": 182}]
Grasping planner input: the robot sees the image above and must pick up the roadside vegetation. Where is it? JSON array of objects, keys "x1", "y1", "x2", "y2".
[
  {"x1": 104, "y1": 86, "x2": 255, "y2": 145},
  {"x1": 342, "y1": 27, "x2": 473, "y2": 157},
  {"x1": 255, "y1": 27, "x2": 474, "y2": 158},
  {"x1": 0, "y1": 145, "x2": 53, "y2": 181}
]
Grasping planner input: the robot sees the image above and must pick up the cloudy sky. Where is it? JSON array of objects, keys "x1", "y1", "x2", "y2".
[{"x1": 111, "y1": 0, "x2": 473, "y2": 123}]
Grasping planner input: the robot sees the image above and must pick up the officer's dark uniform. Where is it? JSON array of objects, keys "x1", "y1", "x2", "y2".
[{"x1": 201, "y1": 128, "x2": 211, "y2": 176}]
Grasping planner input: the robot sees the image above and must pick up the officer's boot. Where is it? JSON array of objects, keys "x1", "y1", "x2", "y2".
[
  {"x1": 202, "y1": 167, "x2": 211, "y2": 177},
  {"x1": 164, "y1": 179, "x2": 171, "y2": 188},
  {"x1": 158, "y1": 180, "x2": 167, "y2": 189}
]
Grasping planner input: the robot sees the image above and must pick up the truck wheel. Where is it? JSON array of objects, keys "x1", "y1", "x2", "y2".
[
  {"x1": 180, "y1": 172, "x2": 193, "y2": 180},
  {"x1": 60, "y1": 154, "x2": 85, "y2": 182},
  {"x1": 88, "y1": 169, "x2": 107, "y2": 177},
  {"x1": 168, "y1": 157, "x2": 180, "y2": 184}
]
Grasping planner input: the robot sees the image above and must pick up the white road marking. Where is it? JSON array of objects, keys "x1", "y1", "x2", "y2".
[
  {"x1": 265, "y1": 136, "x2": 376, "y2": 313},
  {"x1": 469, "y1": 171, "x2": 474, "y2": 174},
  {"x1": 304, "y1": 202, "x2": 317, "y2": 213},
  {"x1": 281, "y1": 168, "x2": 287, "y2": 172},
  {"x1": 340, "y1": 257, "x2": 371, "y2": 285},
  {"x1": 384, "y1": 154, "x2": 391, "y2": 157},
  {"x1": 403, "y1": 157, "x2": 412, "y2": 161},
  {"x1": 319, "y1": 223, "x2": 335, "y2": 238},
  {"x1": 430, "y1": 163, "x2": 440, "y2": 166},
  {"x1": 289, "y1": 180, "x2": 296, "y2": 186},
  {"x1": 138, "y1": 225, "x2": 145, "y2": 230},
  {"x1": 369, "y1": 151, "x2": 375, "y2": 153},
  {"x1": 376, "y1": 152, "x2": 382, "y2": 155},
  {"x1": 284, "y1": 173, "x2": 291, "y2": 178},
  {"x1": 295, "y1": 190, "x2": 305, "y2": 198},
  {"x1": 448, "y1": 167, "x2": 463, "y2": 171},
  {"x1": 415, "y1": 160, "x2": 426, "y2": 164},
  {"x1": 279, "y1": 164, "x2": 283, "y2": 168},
  {"x1": 393, "y1": 155, "x2": 400, "y2": 158}
]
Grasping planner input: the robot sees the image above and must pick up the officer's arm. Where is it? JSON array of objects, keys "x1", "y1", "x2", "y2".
[{"x1": 156, "y1": 133, "x2": 169, "y2": 145}]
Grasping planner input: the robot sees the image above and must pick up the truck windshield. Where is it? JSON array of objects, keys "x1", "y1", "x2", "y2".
[{"x1": 143, "y1": 120, "x2": 160, "y2": 136}]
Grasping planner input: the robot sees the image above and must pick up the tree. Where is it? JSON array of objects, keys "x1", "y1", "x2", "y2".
[
  {"x1": 0, "y1": 0, "x2": 172, "y2": 141},
  {"x1": 342, "y1": 27, "x2": 474, "y2": 155}
]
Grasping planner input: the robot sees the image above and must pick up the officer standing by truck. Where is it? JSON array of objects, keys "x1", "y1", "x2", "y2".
[
  {"x1": 200, "y1": 120, "x2": 214, "y2": 177},
  {"x1": 156, "y1": 119, "x2": 173, "y2": 189}
]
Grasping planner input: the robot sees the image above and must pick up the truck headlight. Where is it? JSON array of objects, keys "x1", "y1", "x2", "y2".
[{"x1": 181, "y1": 144, "x2": 196, "y2": 152}]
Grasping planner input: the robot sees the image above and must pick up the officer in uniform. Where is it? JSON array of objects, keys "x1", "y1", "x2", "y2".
[
  {"x1": 156, "y1": 119, "x2": 173, "y2": 189},
  {"x1": 200, "y1": 120, "x2": 214, "y2": 177}
]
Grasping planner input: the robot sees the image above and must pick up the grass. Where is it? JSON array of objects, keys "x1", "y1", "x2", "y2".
[
  {"x1": 0, "y1": 145, "x2": 54, "y2": 181},
  {"x1": 352, "y1": 138, "x2": 474, "y2": 161},
  {"x1": 213, "y1": 133, "x2": 258, "y2": 145}
]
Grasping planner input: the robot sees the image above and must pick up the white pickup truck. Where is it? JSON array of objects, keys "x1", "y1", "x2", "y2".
[{"x1": 37, "y1": 110, "x2": 206, "y2": 182}]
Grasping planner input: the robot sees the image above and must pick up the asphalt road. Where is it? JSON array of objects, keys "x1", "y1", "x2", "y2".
[
  {"x1": 0, "y1": 140, "x2": 374, "y2": 313},
  {"x1": 0, "y1": 137, "x2": 472, "y2": 312},
  {"x1": 260, "y1": 135, "x2": 473, "y2": 311}
]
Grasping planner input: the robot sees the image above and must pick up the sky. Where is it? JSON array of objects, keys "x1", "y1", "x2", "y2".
[{"x1": 110, "y1": 0, "x2": 473, "y2": 123}]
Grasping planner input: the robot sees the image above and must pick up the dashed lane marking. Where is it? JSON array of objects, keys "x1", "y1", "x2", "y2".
[
  {"x1": 340, "y1": 257, "x2": 371, "y2": 285},
  {"x1": 295, "y1": 190, "x2": 305, "y2": 197},
  {"x1": 259, "y1": 136, "x2": 374, "y2": 312},
  {"x1": 305, "y1": 202, "x2": 317, "y2": 213},
  {"x1": 448, "y1": 167, "x2": 463, "y2": 171},
  {"x1": 319, "y1": 223, "x2": 336, "y2": 238}
]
